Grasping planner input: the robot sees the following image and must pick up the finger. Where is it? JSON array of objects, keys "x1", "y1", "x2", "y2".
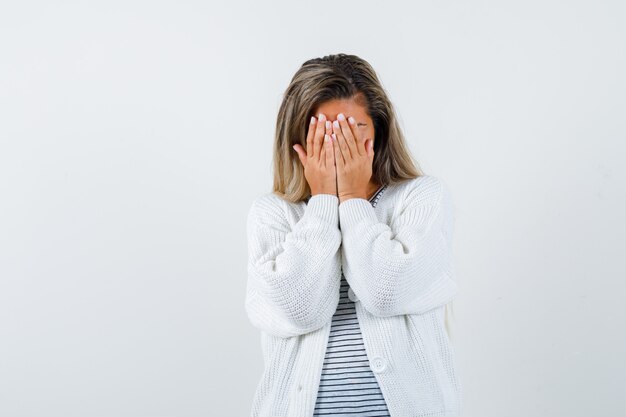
[
  {"x1": 313, "y1": 113, "x2": 327, "y2": 160},
  {"x1": 305, "y1": 115, "x2": 316, "y2": 158},
  {"x1": 324, "y1": 133, "x2": 333, "y2": 169},
  {"x1": 337, "y1": 113, "x2": 360, "y2": 157},
  {"x1": 328, "y1": 135, "x2": 337, "y2": 169},
  {"x1": 324, "y1": 119, "x2": 332, "y2": 168},
  {"x1": 325, "y1": 116, "x2": 332, "y2": 140},
  {"x1": 293, "y1": 143, "x2": 305, "y2": 165},
  {"x1": 347, "y1": 116, "x2": 366, "y2": 156},
  {"x1": 324, "y1": 117, "x2": 333, "y2": 160},
  {"x1": 365, "y1": 139, "x2": 374, "y2": 161},
  {"x1": 332, "y1": 118, "x2": 352, "y2": 163},
  {"x1": 320, "y1": 134, "x2": 326, "y2": 168},
  {"x1": 332, "y1": 132, "x2": 344, "y2": 170}
]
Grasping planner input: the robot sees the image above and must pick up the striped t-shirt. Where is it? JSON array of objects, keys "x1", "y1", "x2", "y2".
[{"x1": 313, "y1": 184, "x2": 391, "y2": 417}]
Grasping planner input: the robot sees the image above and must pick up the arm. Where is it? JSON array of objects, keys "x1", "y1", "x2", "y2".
[
  {"x1": 338, "y1": 176, "x2": 459, "y2": 317},
  {"x1": 245, "y1": 193, "x2": 342, "y2": 338}
]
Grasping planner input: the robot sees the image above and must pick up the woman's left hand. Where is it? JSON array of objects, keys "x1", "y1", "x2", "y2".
[{"x1": 331, "y1": 113, "x2": 375, "y2": 203}]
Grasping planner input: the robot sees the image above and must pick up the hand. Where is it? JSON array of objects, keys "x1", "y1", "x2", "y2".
[
  {"x1": 293, "y1": 113, "x2": 337, "y2": 197},
  {"x1": 330, "y1": 113, "x2": 374, "y2": 203}
]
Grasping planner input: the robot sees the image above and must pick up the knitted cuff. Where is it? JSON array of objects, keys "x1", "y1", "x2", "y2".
[
  {"x1": 338, "y1": 197, "x2": 378, "y2": 231},
  {"x1": 305, "y1": 194, "x2": 339, "y2": 225}
]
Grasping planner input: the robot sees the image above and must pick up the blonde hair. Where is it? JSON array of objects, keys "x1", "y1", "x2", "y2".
[{"x1": 271, "y1": 53, "x2": 454, "y2": 337}]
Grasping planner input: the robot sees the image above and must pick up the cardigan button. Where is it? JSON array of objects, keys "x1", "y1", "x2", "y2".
[
  {"x1": 297, "y1": 384, "x2": 302, "y2": 392},
  {"x1": 371, "y1": 356, "x2": 387, "y2": 373},
  {"x1": 347, "y1": 287, "x2": 359, "y2": 302}
]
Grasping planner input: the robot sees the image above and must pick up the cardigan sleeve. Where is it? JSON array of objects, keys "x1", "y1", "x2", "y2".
[
  {"x1": 245, "y1": 193, "x2": 342, "y2": 338},
  {"x1": 338, "y1": 176, "x2": 459, "y2": 317}
]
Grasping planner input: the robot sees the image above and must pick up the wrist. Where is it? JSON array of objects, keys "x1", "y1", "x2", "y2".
[
  {"x1": 338, "y1": 193, "x2": 368, "y2": 205},
  {"x1": 311, "y1": 190, "x2": 338, "y2": 197}
]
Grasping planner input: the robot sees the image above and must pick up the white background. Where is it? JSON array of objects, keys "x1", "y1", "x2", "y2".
[{"x1": 1, "y1": 1, "x2": 624, "y2": 416}]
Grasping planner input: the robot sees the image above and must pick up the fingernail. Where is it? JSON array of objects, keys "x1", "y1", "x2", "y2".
[
  {"x1": 326, "y1": 120, "x2": 331, "y2": 130},
  {"x1": 348, "y1": 116, "x2": 355, "y2": 124},
  {"x1": 318, "y1": 113, "x2": 325, "y2": 121},
  {"x1": 337, "y1": 113, "x2": 346, "y2": 121},
  {"x1": 333, "y1": 120, "x2": 340, "y2": 128},
  {"x1": 310, "y1": 116, "x2": 316, "y2": 124}
]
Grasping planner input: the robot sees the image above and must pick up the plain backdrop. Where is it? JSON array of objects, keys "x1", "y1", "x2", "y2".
[{"x1": 1, "y1": 1, "x2": 625, "y2": 416}]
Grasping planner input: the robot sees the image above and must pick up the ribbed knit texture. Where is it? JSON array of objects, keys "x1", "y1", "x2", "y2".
[
  {"x1": 245, "y1": 175, "x2": 462, "y2": 417},
  {"x1": 313, "y1": 185, "x2": 390, "y2": 417}
]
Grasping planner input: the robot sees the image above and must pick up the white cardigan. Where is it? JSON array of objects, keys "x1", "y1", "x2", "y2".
[{"x1": 245, "y1": 175, "x2": 462, "y2": 417}]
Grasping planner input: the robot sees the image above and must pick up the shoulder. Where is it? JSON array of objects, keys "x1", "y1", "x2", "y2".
[
  {"x1": 248, "y1": 192, "x2": 287, "y2": 217},
  {"x1": 249, "y1": 192, "x2": 285, "y2": 211},
  {"x1": 395, "y1": 175, "x2": 452, "y2": 206},
  {"x1": 247, "y1": 192, "x2": 300, "y2": 229},
  {"x1": 393, "y1": 175, "x2": 455, "y2": 231}
]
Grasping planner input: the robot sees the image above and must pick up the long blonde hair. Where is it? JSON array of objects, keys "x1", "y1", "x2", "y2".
[{"x1": 271, "y1": 53, "x2": 455, "y2": 337}]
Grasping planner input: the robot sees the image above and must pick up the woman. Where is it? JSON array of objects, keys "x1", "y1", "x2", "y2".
[{"x1": 245, "y1": 53, "x2": 461, "y2": 417}]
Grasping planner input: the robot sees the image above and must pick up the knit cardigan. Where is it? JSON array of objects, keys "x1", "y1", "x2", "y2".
[{"x1": 245, "y1": 175, "x2": 462, "y2": 417}]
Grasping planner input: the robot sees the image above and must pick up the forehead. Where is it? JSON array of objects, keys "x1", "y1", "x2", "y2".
[{"x1": 314, "y1": 98, "x2": 370, "y2": 121}]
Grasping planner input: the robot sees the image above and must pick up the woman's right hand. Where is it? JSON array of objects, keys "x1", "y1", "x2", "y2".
[{"x1": 293, "y1": 113, "x2": 337, "y2": 197}]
